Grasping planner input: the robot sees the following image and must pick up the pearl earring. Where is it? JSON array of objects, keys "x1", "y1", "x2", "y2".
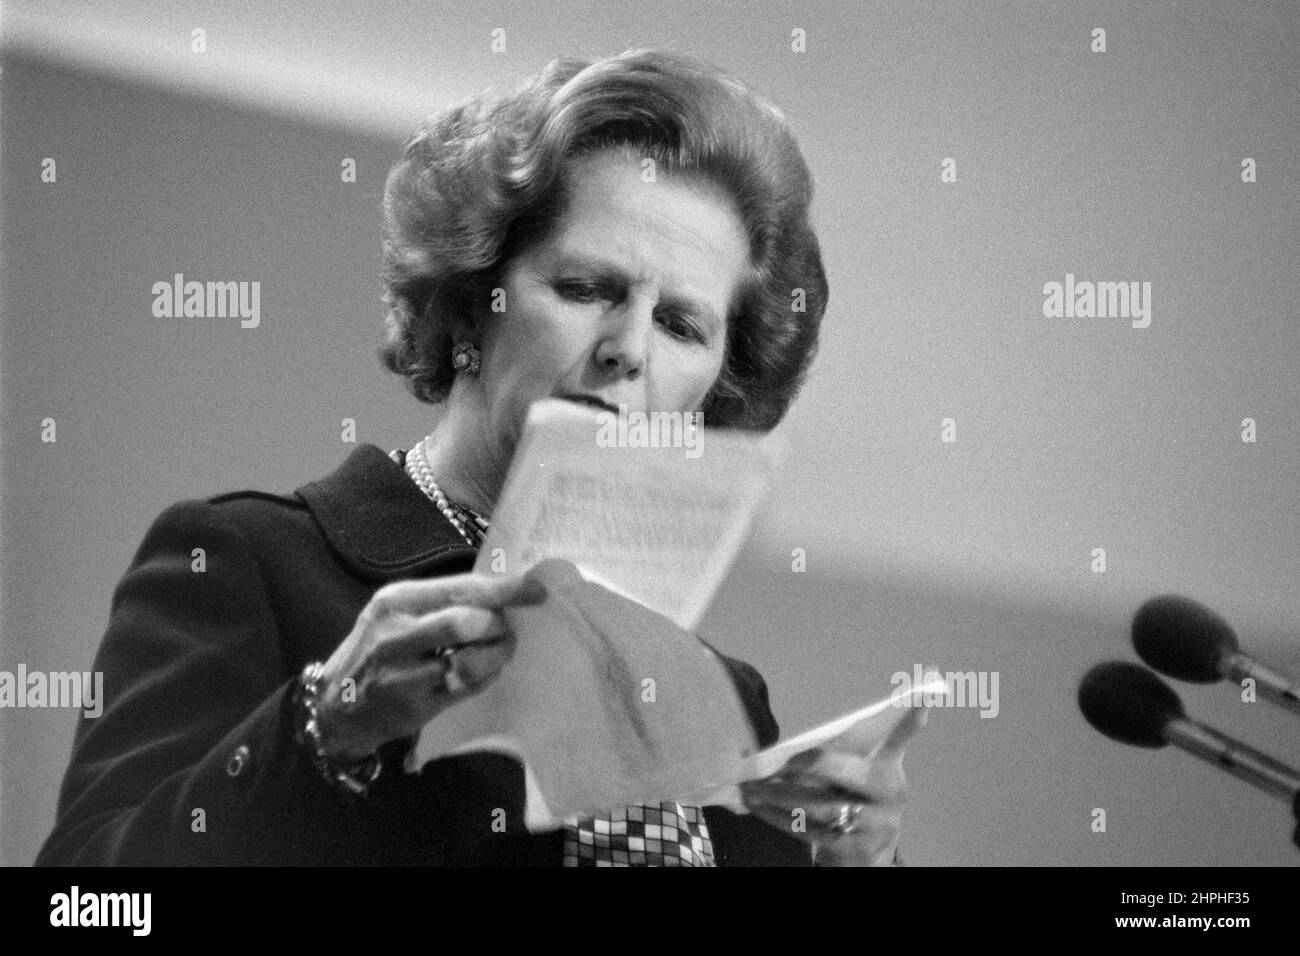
[{"x1": 451, "y1": 342, "x2": 481, "y2": 375}]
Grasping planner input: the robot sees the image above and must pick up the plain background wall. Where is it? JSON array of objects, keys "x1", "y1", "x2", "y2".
[{"x1": 3, "y1": 0, "x2": 1298, "y2": 866}]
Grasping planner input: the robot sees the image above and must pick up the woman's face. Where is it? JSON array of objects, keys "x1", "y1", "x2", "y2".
[{"x1": 464, "y1": 147, "x2": 751, "y2": 463}]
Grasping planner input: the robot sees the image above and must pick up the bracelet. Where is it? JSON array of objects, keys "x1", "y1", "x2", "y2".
[{"x1": 293, "y1": 661, "x2": 382, "y2": 798}]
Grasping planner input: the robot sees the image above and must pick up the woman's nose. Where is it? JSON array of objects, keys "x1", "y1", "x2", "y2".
[{"x1": 593, "y1": 297, "x2": 653, "y2": 380}]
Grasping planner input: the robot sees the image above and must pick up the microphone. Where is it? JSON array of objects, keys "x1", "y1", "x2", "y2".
[
  {"x1": 1078, "y1": 661, "x2": 1300, "y2": 808},
  {"x1": 1132, "y1": 595, "x2": 1300, "y2": 718}
]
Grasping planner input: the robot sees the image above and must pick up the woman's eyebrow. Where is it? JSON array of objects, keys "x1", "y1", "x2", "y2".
[
  {"x1": 550, "y1": 251, "x2": 632, "y2": 279},
  {"x1": 552, "y1": 253, "x2": 722, "y2": 328}
]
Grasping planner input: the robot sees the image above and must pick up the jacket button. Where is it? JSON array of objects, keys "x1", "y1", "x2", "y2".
[{"x1": 226, "y1": 745, "x2": 251, "y2": 777}]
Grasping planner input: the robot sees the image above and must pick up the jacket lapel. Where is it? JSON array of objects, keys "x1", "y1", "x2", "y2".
[{"x1": 294, "y1": 443, "x2": 477, "y2": 581}]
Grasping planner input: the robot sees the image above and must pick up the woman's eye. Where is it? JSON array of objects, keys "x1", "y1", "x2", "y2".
[
  {"x1": 558, "y1": 281, "x2": 704, "y2": 343},
  {"x1": 660, "y1": 314, "x2": 704, "y2": 343},
  {"x1": 558, "y1": 282, "x2": 605, "y2": 302}
]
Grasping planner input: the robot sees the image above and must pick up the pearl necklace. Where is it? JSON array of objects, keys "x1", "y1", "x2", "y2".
[{"x1": 396, "y1": 439, "x2": 488, "y2": 548}]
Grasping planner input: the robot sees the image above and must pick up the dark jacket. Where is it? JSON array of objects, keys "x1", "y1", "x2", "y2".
[{"x1": 36, "y1": 443, "x2": 811, "y2": 866}]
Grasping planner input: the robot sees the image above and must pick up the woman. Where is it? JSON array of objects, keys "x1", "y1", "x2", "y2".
[{"x1": 37, "y1": 48, "x2": 921, "y2": 867}]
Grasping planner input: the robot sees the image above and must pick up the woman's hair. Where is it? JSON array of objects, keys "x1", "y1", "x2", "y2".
[{"x1": 380, "y1": 47, "x2": 828, "y2": 431}]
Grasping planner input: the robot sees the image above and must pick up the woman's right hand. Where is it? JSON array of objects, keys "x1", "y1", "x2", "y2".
[{"x1": 312, "y1": 571, "x2": 549, "y2": 761}]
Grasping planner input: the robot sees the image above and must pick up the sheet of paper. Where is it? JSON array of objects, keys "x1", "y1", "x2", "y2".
[
  {"x1": 753, "y1": 671, "x2": 949, "y2": 775},
  {"x1": 407, "y1": 559, "x2": 762, "y2": 830},
  {"x1": 472, "y1": 398, "x2": 784, "y2": 631},
  {"x1": 682, "y1": 671, "x2": 950, "y2": 812}
]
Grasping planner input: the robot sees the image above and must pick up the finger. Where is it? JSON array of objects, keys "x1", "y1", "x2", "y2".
[
  {"x1": 382, "y1": 657, "x2": 462, "y2": 705},
  {"x1": 745, "y1": 792, "x2": 902, "y2": 843},
  {"x1": 777, "y1": 748, "x2": 825, "y2": 775},
  {"x1": 743, "y1": 781, "x2": 860, "y2": 817},
  {"x1": 372, "y1": 606, "x2": 508, "y2": 664},
  {"x1": 741, "y1": 777, "x2": 839, "y2": 806},
  {"x1": 773, "y1": 745, "x2": 871, "y2": 778},
  {"x1": 372, "y1": 572, "x2": 548, "y2": 619},
  {"x1": 806, "y1": 804, "x2": 901, "y2": 841},
  {"x1": 444, "y1": 638, "x2": 516, "y2": 690},
  {"x1": 384, "y1": 639, "x2": 514, "y2": 703},
  {"x1": 795, "y1": 750, "x2": 908, "y2": 804},
  {"x1": 743, "y1": 773, "x2": 901, "y2": 810}
]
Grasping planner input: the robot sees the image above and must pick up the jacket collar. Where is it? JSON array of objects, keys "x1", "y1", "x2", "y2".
[{"x1": 294, "y1": 443, "x2": 477, "y2": 580}]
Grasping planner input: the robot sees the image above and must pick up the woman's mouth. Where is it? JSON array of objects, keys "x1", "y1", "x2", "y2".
[{"x1": 558, "y1": 394, "x2": 620, "y2": 414}]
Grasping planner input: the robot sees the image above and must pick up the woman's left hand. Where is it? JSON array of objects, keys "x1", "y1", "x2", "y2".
[{"x1": 739, "y1": 705, "x2": 928, "y2": 866}]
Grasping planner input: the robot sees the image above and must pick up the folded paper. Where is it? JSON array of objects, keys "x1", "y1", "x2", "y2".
[{"x1": 407, "y1": 559, "x2": 760, "y2": 829}]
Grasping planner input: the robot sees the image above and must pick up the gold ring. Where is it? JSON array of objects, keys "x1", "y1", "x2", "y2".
[{"x1": 832, "y1": 802, "x2": 868, "y2": 835}]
